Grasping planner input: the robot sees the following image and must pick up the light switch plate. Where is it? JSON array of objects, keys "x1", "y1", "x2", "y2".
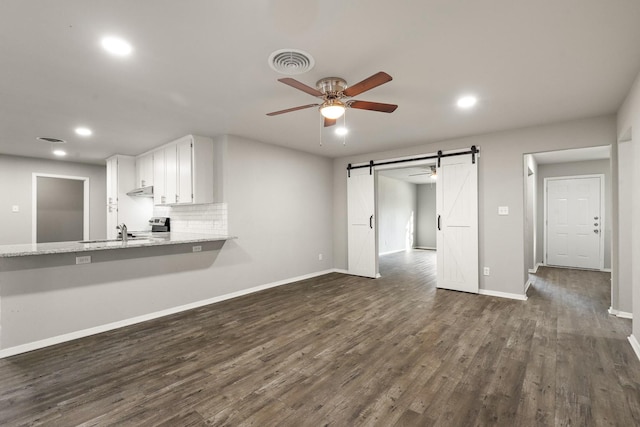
[
  {"x1": 11, "y1": 205, "x2": 19, "y2": 212},
  {"x1": 192, "y1": 245, "x2": 202, "y2": 252},
  {"x1": 498, "y1": 206, "x2": 509, "y2": 215}
]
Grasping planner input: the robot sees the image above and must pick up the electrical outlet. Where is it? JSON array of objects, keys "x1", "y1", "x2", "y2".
[
  {"x1": 192, "y1": 245, "x2": 202, "y2": 252},
  {"x1": 483, "y1": 267, "x2": 490, "y2": 276},
  {"x1": 498, "y1": 206, "x2": 509, "y2": 215},
  {"x1": 76, "y1": 256, "x2": 91, "y2": 265}
]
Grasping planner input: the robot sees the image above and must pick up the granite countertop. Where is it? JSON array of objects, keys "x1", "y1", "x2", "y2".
[{"x1": 0, "y1": 232, "x2": 235, "y2": 258}]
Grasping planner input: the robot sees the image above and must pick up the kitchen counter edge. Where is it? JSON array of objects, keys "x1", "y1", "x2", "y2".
[{"x1": 0, "y1": 233, "x2": 236, "y2": 258}]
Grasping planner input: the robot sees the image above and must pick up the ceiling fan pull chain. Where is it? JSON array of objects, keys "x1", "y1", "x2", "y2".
[
  {"x1": 342, "y1": 111, "x2": 347, "y2": 146},
  {"x1": 319, "y1": 114, "x2": 323, "y2": 146}
]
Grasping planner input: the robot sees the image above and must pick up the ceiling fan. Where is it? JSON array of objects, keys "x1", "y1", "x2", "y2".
[{"x1": 266, "y1": 71, "x2": 398, "y2": 127}]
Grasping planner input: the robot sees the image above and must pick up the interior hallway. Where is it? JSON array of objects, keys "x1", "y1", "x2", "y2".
[{"x1": 0, "y1": 250, "x2": 638, "y2": 425}]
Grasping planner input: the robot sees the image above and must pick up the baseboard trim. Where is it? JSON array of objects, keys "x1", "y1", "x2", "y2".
[
  {"x1": 479, "y1": 289, "x2": 528, "y2": 301},
  {"x1": 602, "y1": 268, "x2": 612, "y2": 272},
  {"x1": 524, "y1": 279, "x2": 532, "y2": 295},
  {"x1": 628, "y1": 335, "x2": 640, "y2": 362},
  {"x1": 379, "y1": 249, "x2": 407, "y2": 256},
  {"x1": 414, "y1": 246, "x2": 436, "y2": 251},
  {"x1": 528, "y1": 263, "x2": 543, "y2": 274},
  {"x1": 608, "y1": 307, "x2": 633, "y2": 319},
  {"x1": 0, "y1": 268, "x2": 339, "y2": 359}
]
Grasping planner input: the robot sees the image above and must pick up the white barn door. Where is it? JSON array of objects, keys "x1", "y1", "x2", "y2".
[
  {"x1": 347, "y1": 168, "x2": 377, "y2": 278},
  {"x1": 436, "y1": 154, "x2": 479, "y2": 293},
  {"x1": 546, "y1": 176, "x2": 602, "y2": 269}
]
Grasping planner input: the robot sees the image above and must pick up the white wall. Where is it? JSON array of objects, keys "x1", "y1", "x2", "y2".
[
  {"x1": 0, "y1": 135, "x2": 334, "y2": 350},
  {"x1": 0, "y1": 155, "x2": 106, "y2": 244},
  {"x1": 333, "y1": 115, "x2": 617, "y2": 297},
  {"x1": 617, "y1": 70, "x2": 640, "y2": 339},
  {"x1": 377, "y1": 175, "x2": 417, "y2": 254},
  {"x1": 535, "y1": 159, "x2": 612, "y2": 270},
  {"x1": 417, "y1": 183, "x2": 437, "y2": 248}
]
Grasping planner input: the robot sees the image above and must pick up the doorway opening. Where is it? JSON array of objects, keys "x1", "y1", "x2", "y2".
[
  {"x1": 347, "y1": 148, "x2": 479, "y2": 294},
  {"x1": 523, "y1": 146, "x2": 612, "y2": 303},
  {"x1": 377, "y1": 165, "x2": 437, "y2": 267},
  {"x1": 32, "y1": 173, "x2": 90, "y2": 243}
]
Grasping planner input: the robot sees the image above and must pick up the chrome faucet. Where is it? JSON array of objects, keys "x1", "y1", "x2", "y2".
[{"x1": 116, "y1": 223, "x2": 128, "y2": 242}]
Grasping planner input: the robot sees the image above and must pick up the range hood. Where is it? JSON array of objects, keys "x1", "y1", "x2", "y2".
[{"x1": 126, "y1": 186, "x2": 154, "y2": 197}]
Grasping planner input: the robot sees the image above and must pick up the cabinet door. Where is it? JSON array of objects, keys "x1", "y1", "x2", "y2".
[
  {"x1": 153, "y1": 149, "x2": 166, "y2": 205},
  {"x1": 137, "y1": 154, "x2": 154, "y2": 188},
  {"x1": 106, "y1": 157, "x2": 118, "y2": 206},
  {"x1": 177, "y1": 139, "x2": 193, "y2": 204},
  {"x1": 165, "y1": 145, "x2": 178, "y2": 204},
  {"x1": 106, "y1": 157, "x2": 119, "y2": 238}
]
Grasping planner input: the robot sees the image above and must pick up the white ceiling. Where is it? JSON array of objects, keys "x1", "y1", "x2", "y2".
[{"x1": 2, "y1": 1, "x2": 640, "y2": 165}]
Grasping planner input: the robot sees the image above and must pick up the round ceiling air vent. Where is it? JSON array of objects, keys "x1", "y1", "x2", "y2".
[
  {"x1": 268, "y1": 49, "x2": 315, "y2": 75},
  {"x1": 37, "y1": 137, "x2": 66, "y2": 143}
]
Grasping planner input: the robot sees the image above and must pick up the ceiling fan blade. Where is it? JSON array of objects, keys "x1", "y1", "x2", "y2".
[
  {"x1": 343, "y1": 72, "x2": 392, "y2": 97},
  {"x1": 278, "y1": 78, "x2": 323, "y2": 97},
  {"x1": 266, "y1": 104, "x2": 319, "y2": 116},
  {"x1": 324, "y1": 117, "x2": 337, "y2": 127},
  {"x1": 348, "y1": 100, "x2": 398, "y2": 113}
]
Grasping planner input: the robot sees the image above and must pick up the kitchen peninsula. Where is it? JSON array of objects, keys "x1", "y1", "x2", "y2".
[{"x1": 0, "y1": 232, "x2": 235, "y2": 357}]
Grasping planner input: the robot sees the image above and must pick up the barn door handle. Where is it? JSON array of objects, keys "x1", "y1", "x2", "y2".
[
  {"x1": 369, "y1": 215, "x2": 374, "y2": 229},
  {"x1": 438, "y1": 215, "x2": 441, "y2": 231}
]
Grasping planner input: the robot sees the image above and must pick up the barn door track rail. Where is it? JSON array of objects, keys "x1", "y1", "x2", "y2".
[{"x1": 347, "y1": 146, "x2": 478, "y2": 177}]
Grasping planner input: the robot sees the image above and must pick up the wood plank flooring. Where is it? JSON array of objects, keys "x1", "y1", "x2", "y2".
[{"x1": 1, "y1": 250, "x2": 640, "y2": 426}]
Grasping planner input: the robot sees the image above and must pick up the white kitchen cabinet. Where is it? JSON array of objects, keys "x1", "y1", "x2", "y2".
[
  {"x1": 153, "y1": 135, "x2": 213, "y2": 205},
  {"x1": 177, "y1": 138, "x2": 193, "y2": 204},
  {"x1": 135, "y1": 152, "x2": 154, "y2": 188},
  {"x1": 164, "y1": 144, "x2": 178, "y2": 204},
  {"x1": 153, "y1": 148, "x2": 166, "y2": 205},
  {"x1": 106, "y1": 155, "x2": 153, "y2": 238}
]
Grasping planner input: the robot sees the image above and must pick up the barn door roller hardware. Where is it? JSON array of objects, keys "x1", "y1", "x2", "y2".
[{"x1": 346, "y1": 146, "x2": 480, "y2": 176}]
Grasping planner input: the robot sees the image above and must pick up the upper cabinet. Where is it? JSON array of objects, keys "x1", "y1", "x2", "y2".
[
  {"x1": 153, "y1": 148, "x2": 166, "y2": 205},
  {"x1": 135, "y1": 153, "x2": 154, "y2": 188},
  {"x1": 153, "y1": 135, "x2": 214, "y2": 206}
]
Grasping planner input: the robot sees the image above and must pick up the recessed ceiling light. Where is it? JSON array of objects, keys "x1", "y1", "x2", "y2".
[
  {"x1": 53, "y1": 149, "x2": 67, "y2": 157},
  {"x1": 101, "y1": 36, "x2": 133, "y2": 56},
  {"x1": 75, "y1": 127, "x2": 92, "y2": 136},
  {"x1": 335, "y1": 127, "x2": 348, "y2": 136},
  {"x1": 457, "y1": 95, "x2": 478, "y2": 109}
]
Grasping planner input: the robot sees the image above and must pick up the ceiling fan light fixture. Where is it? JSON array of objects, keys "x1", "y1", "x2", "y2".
[{"x1": 320, "y1": 100, "x2": 346, "y2": 119}]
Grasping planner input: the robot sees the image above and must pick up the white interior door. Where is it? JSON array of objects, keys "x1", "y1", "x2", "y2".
[
  {"x1": 348, "y1": 168, "x2": 377, "y2": 278},
  {"x1": 436, "y1": 154, "x2": 479, "y2": 293},
  {"x1": 546, "y1": 176, "x2": 602, "y2": 269}
]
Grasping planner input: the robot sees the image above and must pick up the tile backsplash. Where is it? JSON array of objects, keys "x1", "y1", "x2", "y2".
[{"x1": 154, "y1": 203, "x2": 228, "y2": 235}]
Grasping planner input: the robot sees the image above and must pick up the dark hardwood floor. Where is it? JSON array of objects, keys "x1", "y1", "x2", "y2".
[{"x1": 1, "y1": 250, "x2": 639, "y2": 426}]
